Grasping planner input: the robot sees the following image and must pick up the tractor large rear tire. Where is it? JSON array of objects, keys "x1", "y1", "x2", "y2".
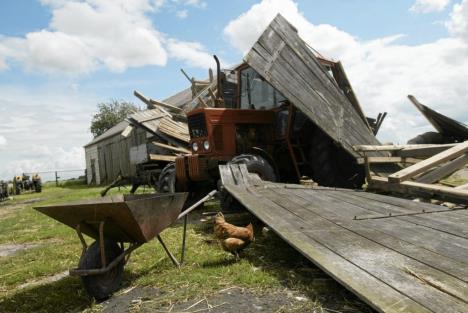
[
  {"x1": 158, "y1": 163, "x2": 176, "y2": 193},
  {"x1": 309, "y1": 130, "x2": 364, "y2": 189},
  {"x1": 221, "y1": 154, "x2": 276, "y2": 211},
  {"x1": 79, "y1": 240, "x2": 124, "y2": 300}
]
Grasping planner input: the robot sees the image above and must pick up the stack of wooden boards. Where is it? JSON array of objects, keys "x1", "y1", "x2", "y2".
[
  {"x1": 355, "y1": 141, "x2": 468, "y2": 205},
  {"x1": 125, "y1": 92, "x2": 191, "y2": 162}
]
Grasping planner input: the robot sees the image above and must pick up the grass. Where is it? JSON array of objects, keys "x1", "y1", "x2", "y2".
[{"x1": 0, "y1": 184, "x2": 370, "y2": 313}]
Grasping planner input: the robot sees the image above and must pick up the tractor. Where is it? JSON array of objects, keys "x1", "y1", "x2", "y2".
[{"x1": 158, "y1": 57, "x2": 364, "y2": 208}]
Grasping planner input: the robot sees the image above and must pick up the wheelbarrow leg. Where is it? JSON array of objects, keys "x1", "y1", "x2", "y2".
[
  {"x1": 157, "y1": 235, "x2": 180, "y2": 268},
  {"x1": 181, "y1": 214, "x2": 188, "y2": 264}
]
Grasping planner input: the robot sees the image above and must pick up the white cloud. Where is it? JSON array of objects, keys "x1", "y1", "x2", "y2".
[
  {"x1": 0, "y1": 0, "x2": 213, "y2": 74},
  {"x1": 176, "y1": 9, "x2": 188, "y2": 18},
  {"x1": 167, "y1": 39, "x2": 216, "y2": 68},
  {"x1": 224, "y1": 0, "x2": 468, "y2": 144},
  {"x1": 0, "y1": 135, "x2": 6, "y2": 147},
  {"x1": 447, "y1": 0, "x2": 468, "y2": 40},
  {"x1": 410, "y1": 0, "x2": 451, "y2": 13},
  {"x1": 0, "y1": 85, "x2": 97, "y2": 180},
  {"x1": 185, "y1": 0, "x2": 207, "y2": 8}
]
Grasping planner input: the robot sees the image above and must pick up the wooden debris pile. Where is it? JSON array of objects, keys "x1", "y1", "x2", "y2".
[
  {"x1": 355, "y1": 141, "x2": 468, "y2": 205},
  {"x1": 124, "y1": 91, "x2": 190, "y2": 163}
]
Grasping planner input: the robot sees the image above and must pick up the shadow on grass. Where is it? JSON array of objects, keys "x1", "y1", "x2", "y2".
[{"x1": 0, "y1": 276, "x2": 94, "y2": 313}]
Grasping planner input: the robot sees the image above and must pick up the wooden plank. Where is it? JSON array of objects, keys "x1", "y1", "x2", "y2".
[
  {"x1": 369, "y1": 176, "x2": 468, "y2": 205},
  {"x1": 353, "y1": 143, "x2": 457, "y2": 154},
  {"x1": 152, "y1": 142, "x2": 190, "y2": 154},
  {"x1": 331, "y1": 61, "x2": 371, "y2": 131},
  {"x1": 456, "y1": 183, "x2": 468, "y2": 190},
  {"x1": 416, "y1": 154, "x2": 468, "y2": 184},
  {"x1": 388, "y1": 141, "x2": 468, "y2": 182},
  {"x1": 148, "y1": 154, "x2": 176, "y2": 162},
  {"x1": 367, "y1": 157, "x2": 421, "y2": 164},
  {"x1": 223, "y1": 184, "x2": 431, "y2": 313}
]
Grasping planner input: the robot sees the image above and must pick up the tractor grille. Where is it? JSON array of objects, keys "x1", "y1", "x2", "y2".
[{"x1": 188, "y1": 113, "x2": 207, "y2": 138}]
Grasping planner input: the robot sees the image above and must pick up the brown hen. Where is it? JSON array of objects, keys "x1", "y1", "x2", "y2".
[{"x1": 213, "y1": 212, "x2": 254, "y2": 260}]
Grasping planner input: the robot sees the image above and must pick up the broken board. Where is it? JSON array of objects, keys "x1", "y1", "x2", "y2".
[
  {"x1": 245, "y1": 14, "x2": 381, "y2": 158},
  {"x1": 220, "y1": 163, "x2": 468, "y2": 313}
]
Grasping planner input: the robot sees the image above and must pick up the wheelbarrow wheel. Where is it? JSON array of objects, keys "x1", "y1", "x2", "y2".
[{"x1": 79, "y1": 240, "x2": 124, "y2": 300}]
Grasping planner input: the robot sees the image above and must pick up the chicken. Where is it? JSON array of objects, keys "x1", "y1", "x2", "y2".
[{"x1": 213, "y1": 212, "x2": 254, "y2": 260}]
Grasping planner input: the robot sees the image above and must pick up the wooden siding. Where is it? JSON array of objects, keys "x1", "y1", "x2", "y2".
[{"x1": 86, "y1": 127, "x2": 147, "y2": 185}]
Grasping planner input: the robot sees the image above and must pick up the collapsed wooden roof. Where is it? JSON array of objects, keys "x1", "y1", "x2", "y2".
[{"x1": 244, "y1": 14, "x2": 382, "y2": 158}]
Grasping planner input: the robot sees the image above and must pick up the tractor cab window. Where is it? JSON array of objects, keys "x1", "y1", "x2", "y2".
[{"x1": 239, "y1": 67, "x2": 286, "y2": 110}]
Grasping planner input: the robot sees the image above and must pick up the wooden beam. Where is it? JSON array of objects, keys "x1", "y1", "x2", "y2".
[
  {"x1": 366, "y1": 157, "x2": 421, "y2": 164},
  {"x1": 369, "y1": 176, "x2": 468, "y2": 205},
  {"x1": 149, "y1": 154, "x2": 176, "y2": 162},
  {"x1": 121, "y1": 125, "x2": 134, "y2": 138},
  {"x1": 388, "y1": 141, "x2": 468, "y2": 183},
  {"x1": 208, "y1": 87, "x2": 217, "y2": 105},
  {"x1": 354, "y1": 143, "x2": 456, "y2": 153},
  {"x1": 180, "y1": 68, "x2": 192, "y2": 82},
  {"x1": 149, "y1": 99, "x2": 183, "y2": 113},
  {"x1": 152, "y1": 141, "x2": 190, "y2": 154},
  {"x1": 133, "y1": 90, "x2": 152, "y2": 109},
  {"x1": 197, "y1": 95, "x2": 208, "y2": 108},
  {"x1": 416, "y1": 154, "x2": 468, "y2": 184},
  {"x1": 455, "y1": 183, "x2": 468, "y2": 190}
]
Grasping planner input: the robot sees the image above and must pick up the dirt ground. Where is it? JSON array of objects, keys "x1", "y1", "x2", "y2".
[{"x1": 101, "y1": 285, "x2": 343, "y2": 313}]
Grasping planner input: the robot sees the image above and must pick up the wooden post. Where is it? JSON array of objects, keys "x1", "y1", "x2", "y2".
[{"x1": 55, "y1": 171, "x2": 59, "y2": 187}]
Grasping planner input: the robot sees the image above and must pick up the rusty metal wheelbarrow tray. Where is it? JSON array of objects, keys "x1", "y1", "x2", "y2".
[{"x1": 35, "y1": 192, "x2": 188, "y2": 244}]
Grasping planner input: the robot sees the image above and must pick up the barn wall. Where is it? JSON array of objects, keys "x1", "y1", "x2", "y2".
[{"x1": 91, "y1": 127, "x2": 148, "y2": 185}]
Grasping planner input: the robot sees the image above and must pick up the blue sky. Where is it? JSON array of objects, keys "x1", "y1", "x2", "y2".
[{"x1": 0, "y1": 0, "x2": 467, "y2": 180}]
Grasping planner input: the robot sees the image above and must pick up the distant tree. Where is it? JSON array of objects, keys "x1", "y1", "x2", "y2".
[{"x1": 90, "y1": 100, "x2": 139, "y2": 137}]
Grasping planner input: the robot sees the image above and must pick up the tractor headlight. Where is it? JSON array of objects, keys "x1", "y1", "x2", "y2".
[
  {"x1": 192, "y1": 142, "x2": 199, "y2": 152},
  {"x1": 203, "y1": 140, "x2": 210, "y2": 150}
]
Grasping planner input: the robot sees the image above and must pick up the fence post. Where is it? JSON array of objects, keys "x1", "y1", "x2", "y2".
[{"x1": 55, "y1": 171, "x2": 59, "y2": 187}]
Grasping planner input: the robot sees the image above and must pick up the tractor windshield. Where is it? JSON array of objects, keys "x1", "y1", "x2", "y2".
[{"x1": 239, "y1": 67, "x2": 286, "y2": 110}]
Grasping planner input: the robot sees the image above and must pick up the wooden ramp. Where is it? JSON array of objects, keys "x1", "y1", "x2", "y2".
[{"x1": 219, "y1": 164, "x2": 468, "y2": 313}]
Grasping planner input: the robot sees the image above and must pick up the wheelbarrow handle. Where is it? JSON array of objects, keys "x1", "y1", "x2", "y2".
[{"x1": 177, "y1": 190, "x2": 218, "y2": 220}]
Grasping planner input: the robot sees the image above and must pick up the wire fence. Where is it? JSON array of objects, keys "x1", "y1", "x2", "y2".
[{"x1": 23, "y1": 169, "x2": 86, "y2": 186}]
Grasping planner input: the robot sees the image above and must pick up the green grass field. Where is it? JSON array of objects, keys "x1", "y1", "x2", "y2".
[{"x1": 0, "y1": 184, "x2": 370, "y2": 313}]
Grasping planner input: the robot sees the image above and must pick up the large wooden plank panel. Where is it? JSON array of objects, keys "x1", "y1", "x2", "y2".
[
  {"x1": 244, "y1": 14, "x2": 381, "y2": 158},
  {"x1": 219, "y1": 164, "x2": 468, "y2": 313}
]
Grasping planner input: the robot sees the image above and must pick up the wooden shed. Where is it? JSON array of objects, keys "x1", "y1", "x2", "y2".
[{"x1": 84, "y1": 88, "x2": 192, "y2": 185}]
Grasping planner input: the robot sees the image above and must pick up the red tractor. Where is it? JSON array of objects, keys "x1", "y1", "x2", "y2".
[{"x1": 158, "y1": 58, "x2": 365, "y2": 208}]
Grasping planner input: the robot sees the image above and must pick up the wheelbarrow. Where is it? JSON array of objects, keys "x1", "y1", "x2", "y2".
[{"x1": 35, "y1": 192, "x2": 190, "y2": 300}]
